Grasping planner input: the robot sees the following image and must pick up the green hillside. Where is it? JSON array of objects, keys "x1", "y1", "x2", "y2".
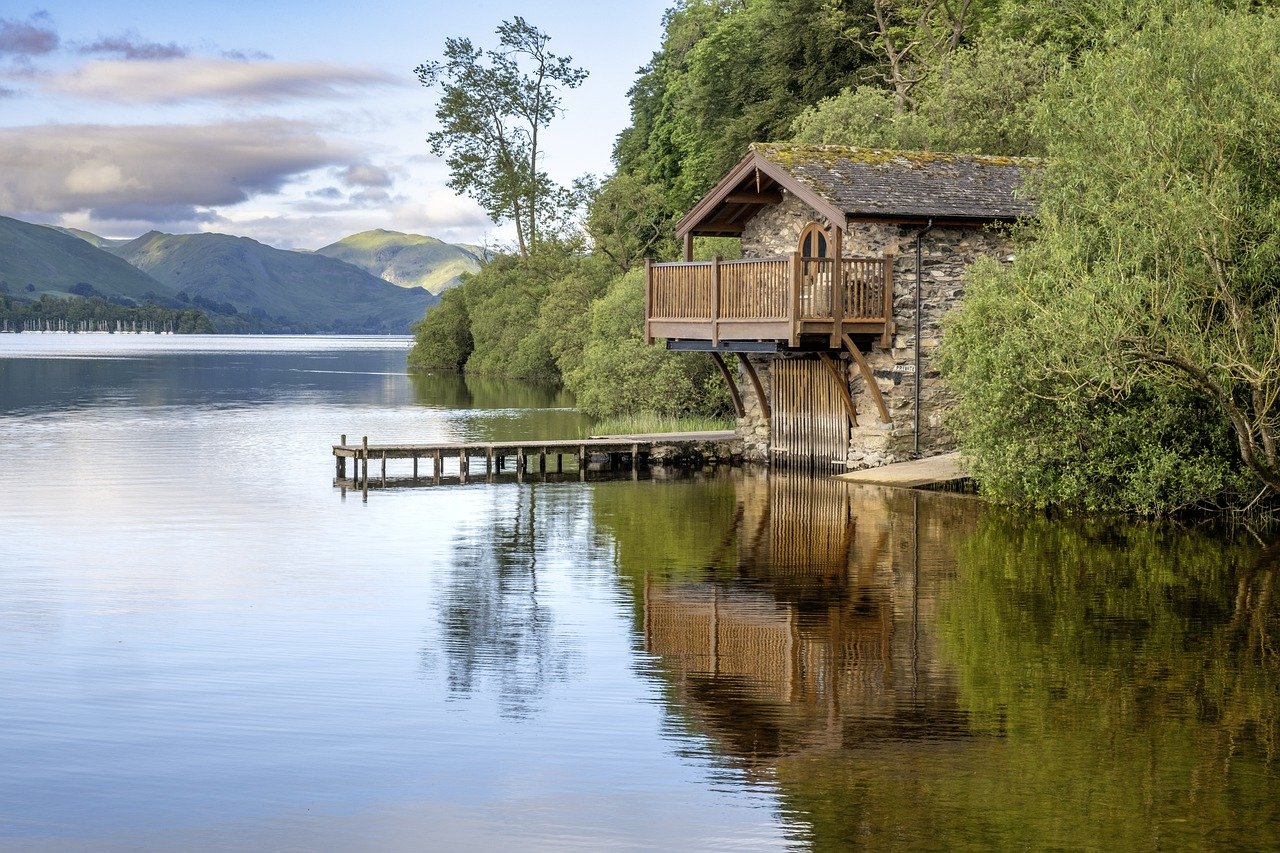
[
  {"x1": 0, "y1": 216, "x2": 172, "y2": 302},
  {"x1": 50, "y1": 226, "x2": 132, "y2": 251},
  {"x1": 315, "y1": 229, "x2": 484, "y2": 295},
  {"x1": 112, "y1": 231, "x2": 437, "y2": 334}
]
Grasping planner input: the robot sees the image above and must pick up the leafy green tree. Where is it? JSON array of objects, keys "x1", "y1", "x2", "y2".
[
  {"x1": 416, "y1": 17, "x2": 587, "y2": 258},
  {"x1": 941, "y1": 4, "x2": 1280, "y2": 509},
  {"x1": 791, "y1": 35, "x2": 1060, "y2": 155},
  {"x1": 408, "y1": 286, "x2": 472, "y2": 371},
  {"x1": 565, "y1": 269, "x2": 730, "y2": 418}
]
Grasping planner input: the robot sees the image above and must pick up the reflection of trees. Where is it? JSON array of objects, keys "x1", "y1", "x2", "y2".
[
  {"x1": 598, "y1": 472, "x2": 980, "y2": 778},
  {"x1": 435, "y1": 487, "x2": 588, "y2": 718},
  {"x1": 408, "y1": 370, "x2": 589, "y2": 442},
  {"x1": 600, "y1": 470, "x2": 1280, "y2": 848},
  {"x1": 919, "y1": 516, "x2": 1280, "y2": 850},
  {"x1": 408, "y1": 370, "x2": 575, "y2": 411}
]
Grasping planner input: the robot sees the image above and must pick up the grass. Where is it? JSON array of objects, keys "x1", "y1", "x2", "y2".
[{"x1": 589, "y1": 412, "x2": 735, "y2": 437}]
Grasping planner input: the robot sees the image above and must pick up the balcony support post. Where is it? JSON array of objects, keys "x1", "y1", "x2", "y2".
[
  {"x1": 711, "y1": 255, "x2": 721, "y2": 347},
  {"x1": 830, "y1": 225, "x2": 844, "y2": 349},
  {"x1": 710, "y1": 352, "x2": 745, "y2": 418},
  {"x1": 881, "y1": 253, "x2": 896, "y2": 350},
  {"x1": 818, "y1": 352, "x2": 858, "y2": 427},
  {"x1": 841, "y1": 333, "x2": 891, "y2": 424},
  {"x1": 644, "y1": 258, "x2": 654, "y2": 345},
  {"x1": 736, "y1": 352, "x2": 770, "y2": 420},
  {"x1": 789, "y1": 251, "x2": 801, "y2": 347}
]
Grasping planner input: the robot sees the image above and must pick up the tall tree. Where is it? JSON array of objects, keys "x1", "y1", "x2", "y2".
[{"x1": 416, "y1": 18, "x2": 587, "y2": 258}]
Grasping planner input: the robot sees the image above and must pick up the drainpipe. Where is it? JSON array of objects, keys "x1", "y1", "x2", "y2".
[{"x1": 914, "y1": 218, "x2": 934, "y2": 455}]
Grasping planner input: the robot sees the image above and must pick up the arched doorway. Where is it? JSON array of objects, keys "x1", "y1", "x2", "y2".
[{"x1": 798, "y1": 221, "x2": 832, "y2": 317}]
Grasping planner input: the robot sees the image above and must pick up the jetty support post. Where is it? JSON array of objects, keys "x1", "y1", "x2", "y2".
[
  {"x1": 361, "y1": 436, "x2": 369, "y2": 486},
  {"x1": 337, "y1": 434, "x2": 347, "y2": 479}
]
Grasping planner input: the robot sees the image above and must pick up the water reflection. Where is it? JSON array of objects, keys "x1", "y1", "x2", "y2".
[
  {"x1": 408, "y1": 370, "x2": 575, "y2": 411},
  {"x1": 594, "y1": 473, "x2": 1279, "y2": 849},
  {"x1": 435, "y1": 488, "x2": 592, "y2": 719}
]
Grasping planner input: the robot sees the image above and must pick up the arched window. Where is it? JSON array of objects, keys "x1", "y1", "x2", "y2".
[{"x1": 798, "y1": 221, "x2": 829, "y2": 259}]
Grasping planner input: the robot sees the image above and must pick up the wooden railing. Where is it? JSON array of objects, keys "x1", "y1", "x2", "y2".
[
  {"x1": 718, "y1": 257, "x2": 791, "y2": 320},
  {"x1": 649, "y1": 260, "x2": 714, "y2": 320},
  {"x1": 646, "y1": 253, "x2": 893, "y2": 348}
]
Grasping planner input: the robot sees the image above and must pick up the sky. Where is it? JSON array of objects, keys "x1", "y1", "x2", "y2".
[{"x1": 0, "y1": 1, "x2": 670, "y2": 249}]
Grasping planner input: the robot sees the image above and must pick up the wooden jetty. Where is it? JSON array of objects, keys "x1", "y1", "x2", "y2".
[{"x1": 333, "y1": 430, "x2": 738, "y2": 491}]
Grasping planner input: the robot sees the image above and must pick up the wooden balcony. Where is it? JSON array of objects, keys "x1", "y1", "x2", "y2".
[{"x1": 645, "y1": 253, "x2": 894, "y2": 351}]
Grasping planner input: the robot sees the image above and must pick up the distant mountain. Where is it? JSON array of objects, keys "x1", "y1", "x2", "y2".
[
  {"x1": 314, "y1": 229, "x2": 485, "y2": 295},
  {"x1": 110, "y1": 231, "x2": 438, "y2": 334},
  {"x1": 0, "y1": 216, "x2": 170, "y2": 302},
  {"x1": 49, "y1": 226, "x2": 132, "y2": 251}
]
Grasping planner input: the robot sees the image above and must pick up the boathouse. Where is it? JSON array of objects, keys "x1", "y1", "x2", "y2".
[{"x1": 643, "y1": 143, "x2": 1037, "y2": 469}]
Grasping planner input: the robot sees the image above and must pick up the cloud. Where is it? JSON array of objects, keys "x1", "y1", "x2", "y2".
[
  {"x1": 0, "y1": 119, "x2": 359, "y2": 220},
  {"x1": 204, "y1": 193, "x2": 495, "y2": 250},
  {"x1": 0, "y1": 85, "x2": 17, "y2": 98},
  {"x1": 0, "y1": 13, "x2": 58, "y2": 56},
  {"x1": 44, "y1": 57, "x2": 400, "y2": 104},
  {"x1": 221, "y1": 48, "x2": 272, "y2": 61},
  {"x1": 79, "y1": 31, "x2": 187, "y2": 60},
  {"x1": 340, "y1": 162, "x2": 393, "y2": 188},
  {"x1": 307, "y1": 186, "x2": 344, "y2": 200}
]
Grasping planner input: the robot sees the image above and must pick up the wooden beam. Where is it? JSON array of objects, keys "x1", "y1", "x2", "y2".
[
  {"x1": 881, "y1": 252, "x2": 896, "y2": 350},
  {"x1": 725, "y1": 190, "x2": 782, "y2": 205},
  {"x1": 710, "y1": 352, "x2": 746, "y2": 418},
  {"x1": 644, "y1": 258, "x2": 654, "y2": 344},
  {"x1": 711, "y1": 255, "x2": 721, "y2": 347},
  {"x1": 818, "y1": 352, "x2": 858, "y2": 426},
  {"x1": 736, "y1": 353, "x2": 770, "y2": 420},
  {"x1": 683, "y1": 233, "x2": 694, "y2": 262},
  {"x1": 830, "y1": 225, "x2": 844, "y2": 349},
  {"x1": 690, "y1": 225, "x2": 745, "y2": 235},
  {"x1": 789, "y1": 251, "x2": 801, "y2": 347},
  {"x1": 842, "y1": 333, "x2": 891, "y2": 424}
]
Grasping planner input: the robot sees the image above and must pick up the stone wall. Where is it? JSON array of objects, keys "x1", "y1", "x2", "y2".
[{"x1": 733, "y1": 190, "x2": 1014, "y2": 468}]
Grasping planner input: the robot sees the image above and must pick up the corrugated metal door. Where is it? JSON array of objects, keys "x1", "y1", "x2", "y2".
[{"x1": 769, "y1": 356, "x2": 849, "y2": 468}]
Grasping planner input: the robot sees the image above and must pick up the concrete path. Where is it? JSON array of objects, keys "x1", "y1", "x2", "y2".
[{"x1": 835, "y1": 451, "x2": 966, "y2": 488}]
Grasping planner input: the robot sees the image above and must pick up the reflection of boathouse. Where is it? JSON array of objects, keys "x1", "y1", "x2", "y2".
[{"x1": 641, "y1": 473, "x2": 981, "y2": 765}]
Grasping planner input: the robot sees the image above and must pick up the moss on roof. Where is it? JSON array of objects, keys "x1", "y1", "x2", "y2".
[
  {"x1": 751, "y1": 142, "x2": 1044, "y2": 170},
  {"x1": 746, "y1": 142, "x2": 1040, "y2": 221}
]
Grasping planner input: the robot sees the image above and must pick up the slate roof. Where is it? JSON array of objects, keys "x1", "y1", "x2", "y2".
[{"x1": 752, "y1": 143, "x2": 1039, "y2": 221}]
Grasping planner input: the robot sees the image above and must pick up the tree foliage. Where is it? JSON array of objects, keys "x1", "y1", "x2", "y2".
[
  {"x1": 941, "y1": 4, "x2": 1280, "y2": 511},
  {"x1": 416, "y1": 17, "x2": 587, "y2": 257},
  {"x1": 564, "y1": 269, "x2": 730, "y2": 419}
]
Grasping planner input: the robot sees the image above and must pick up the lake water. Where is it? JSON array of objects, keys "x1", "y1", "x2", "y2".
[{"x1": 1, "y1": 334, "x2": 1276, "y2": 851}]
